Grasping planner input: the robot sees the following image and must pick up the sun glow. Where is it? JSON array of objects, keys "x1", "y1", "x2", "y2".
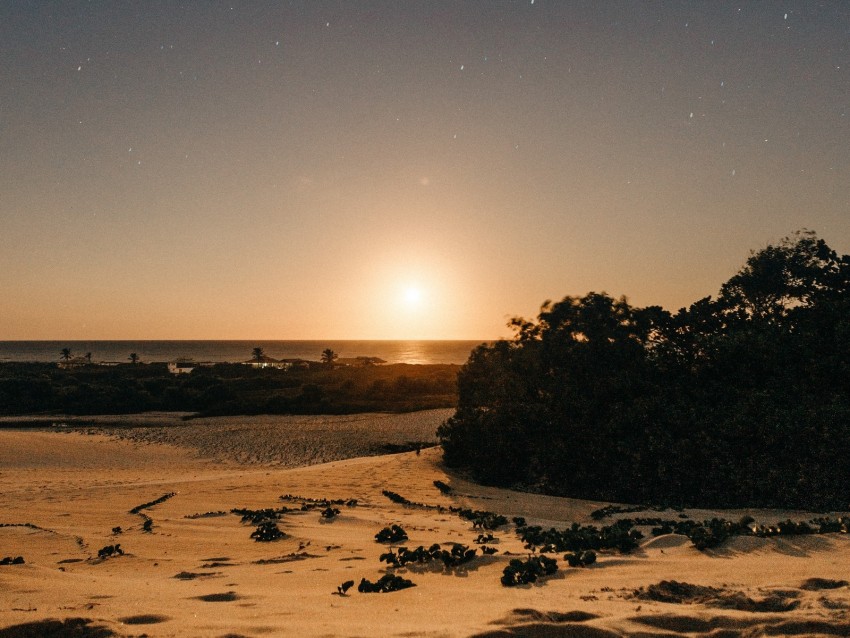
[{"x1": 403, "y1": 286, "x2": 423, "y2": 307}]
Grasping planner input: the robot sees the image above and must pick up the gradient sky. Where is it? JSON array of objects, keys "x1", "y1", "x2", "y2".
[{"x1": 2, "y1": 1, "x2": 848, "y2": 340}]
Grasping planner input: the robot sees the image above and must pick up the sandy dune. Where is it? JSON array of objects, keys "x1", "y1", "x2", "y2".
[{"x1": 1, "y1": 414, "x2": 849, "y2": 637}]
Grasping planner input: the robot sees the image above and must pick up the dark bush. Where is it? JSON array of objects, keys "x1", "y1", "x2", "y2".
[
  {"x1": 439, "y1": 232, "x2": 850, "y2": 510},
  {"x1": 501, "y1": 555, "x2": 558, "y2": 586},
  {"x1": 375, "y1": 525, "x2": 408, "y2": 543},
  {"x1": 357, "y1": 574, "x2": 415, "y2": 593}
]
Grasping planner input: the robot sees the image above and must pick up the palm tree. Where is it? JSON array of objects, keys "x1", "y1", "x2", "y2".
[
  {"x1": 85, "y1": 352, "x2": 92, "y2": 363},
  {"x1": 252, "y1": 347, "x2": 265, "y2": 364},
  {"x1": 321, "y1": 348, "x2": 338, "y2": 368},
  {"x1": 60, "y1": 348, "x2": 72, "y2": 361},
  {"x1": 129, "y1": 353, "x2": 139, "y2": 365}
]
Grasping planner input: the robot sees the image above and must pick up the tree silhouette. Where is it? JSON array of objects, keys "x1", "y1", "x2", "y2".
[
  {"x1": 60, "y1": 348, "x2": 72, "y2": 361},
  {"x1": 439, "y1": 231, "x2": 850, "y2": 510},
  {"x1": 321, "y1": 348, "x2": 338, "y2": 368},
  {"x1": 252, "y1": 347, "x2": 265, "y2": 364},
  {"x1": 85, "y1": 352, "x2": 92, "y2": 363},
  {"x1": 128, "y1": 353, "x2": 139, "y2": 365}
]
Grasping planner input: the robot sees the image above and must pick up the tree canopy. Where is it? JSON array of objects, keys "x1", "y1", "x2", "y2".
[{"x1": 438, "y1": 231, "x2": 850, "y2": 510}]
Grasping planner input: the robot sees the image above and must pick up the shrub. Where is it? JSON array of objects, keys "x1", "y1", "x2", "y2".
[
  {"x1": 250, "y1": 521, "x2": 285, "y2": 542},
  {"x1": 501, "y1": 555, "x2": 558, "y2": 586},
  {"x1": 358, "y1": 574, "x2": 415, "y2": 593},
  {"x1": 375, "y1": 524, "x2": 408, "y2": 543},
  {"x1": 564, "y1": 550, "x2": 596, "y2": 567}
]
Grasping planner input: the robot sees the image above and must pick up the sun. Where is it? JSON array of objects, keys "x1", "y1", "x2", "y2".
[{"x1": 403, "y1": 286, "x2": 423, "y2": 307}]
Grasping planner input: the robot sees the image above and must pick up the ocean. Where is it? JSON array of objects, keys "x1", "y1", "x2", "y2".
[{"x1": 0, "y1": 340, "x2": 488, "y2": 366}]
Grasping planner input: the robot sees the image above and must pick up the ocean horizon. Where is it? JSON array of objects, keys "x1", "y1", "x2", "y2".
[{"x1": 0, "y1": 340, "x2": 488, "y2": 366}]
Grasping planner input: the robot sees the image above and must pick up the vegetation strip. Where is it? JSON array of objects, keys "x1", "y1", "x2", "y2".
[{"x1": 129, "y1": 492, "x2": 176, "y2": 515}]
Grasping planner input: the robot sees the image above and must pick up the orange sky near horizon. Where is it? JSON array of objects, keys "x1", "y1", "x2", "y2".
[{"x1": 2, "y1": 2, "x2": 848, "y2": 340}]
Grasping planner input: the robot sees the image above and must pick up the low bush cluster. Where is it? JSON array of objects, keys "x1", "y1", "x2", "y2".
[
  {"x1": 433, "y1": 480, "x2": 452, "y2": 494},
  {"x1": 380, "y1": 490, "x2": 508, "y2": 530},
  {"x1": 0, "y1": 361, "x2": 458, "y2": 417},
  {"x1": 517, "y1": 520, "x2": 643, "y2": 554},
  {"x1": 650, "y1": 515, "x2": 850, "y2": 550},
  {"x1": 501, "y1": 555, "x2": 558, "y2": 586},
  {"x1": 231, "y1": 507, "x2": 289, "y2": 525},
  {"x1": 0, "y1": 556, "x2": 24, "y2": 565},
  {"x1": 564, "y1": 550, "x2": 597, "y2": 567},
  {"x1": 375, "y1": 525, "x2": 408, "y2": 543},
  {"x1": 250, "y1": 521, "x2": 285, "y2": 542},
  {"x1": 279, "y1": 494, "x2": 358, "y2": 509},
  {"x1": 379, "y1": 543, "x2": 477, "y2": 569},
  {"x1": 357, "y1": 574, "x2": 415, "y2": 593},
  {"x1": 457, "y1": 509, "x2": 508, "y2": 530},
  {"x1": 97, "y1": 544, "x2": 123, "y2": 558},
  {"x1": 129, "y1": 492, "x2": 176, "y2": 515}
]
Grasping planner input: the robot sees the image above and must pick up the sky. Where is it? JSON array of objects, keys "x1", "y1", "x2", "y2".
[{"x1": 1, "y1": 1, "x2": 848, "y2": 340}]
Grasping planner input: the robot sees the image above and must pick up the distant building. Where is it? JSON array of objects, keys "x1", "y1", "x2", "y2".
[
  {"x1": 279, "y1": 358, "x2": 311, "y2": 370},
  {"x1": 57, "y1": 356, "x2": 90, "y2": 369},
  {"x1": 243, "y1": 356, "x2": 312, "y2": 370},
  {"x1": 168, "y1": 361, "x2": 197, "y2": 374},
  {"x1": 167, "y1": 360, "x2": 214, "y2": 374},
  {"x1": 243, "y1": 355, "x2": 286, "y2": 369},
  {"x1": 335, "y1": 356, "x2": 387, "y2": 367}
]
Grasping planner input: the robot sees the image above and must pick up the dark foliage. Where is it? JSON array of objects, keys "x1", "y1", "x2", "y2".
[
  {"x1": 0, "y1": 362, "x2": 458, "y2": 417},
  {"x1": 517, "y1": 520, "x2": 642, "y2": 554},
  {"x1": 457, "y1": 509, "x2": 508, "y2": 530},
  {"x1": 250, "y1": 521, "x2": 285, "y2": 542},
  {"x1": 96, "y1": 544, "x2": 123, "y2": 559},
  {"x1": 231, "y1": 507, "x2": 289, "y2": 525},
  {"x1": 379, "y1": 543, "x2": 477, "y2": 569},
  {"x1": 184, "y1": 511, "x2": 227, "y2": 519},
  {"x1": 0, "y1": 556, "x2": 24, "y2": 565},
  {"x1": 357, "y1": 574, "x2": 416, "y2": 593},
  {"x1": 439, "y1": 231, "x2": 850, "y2": 510},
  {"x1": 650, "y1": 515, "x2": 850, "y2": 550},
  {"x1": 379, "y1": 489, "x2": 510, "y2": 531},
  {"x1": 381, "y1": 490, "x2": 412, "y2": 505},
  {"x1": 375, "y1": 524, "x2": 408, "y2": 543},
  {"x1": 500, "y1": 555, "x2": 558, "y2": 586},
  {"x1": 128, "y1": 492, "x2": 175, "y2": 515},
  {"x1": 279, "y1": 494, "x2": 358, "y2": 510},
  {"x1": 320, "y1": 507, "x2": 340, "y2": 519},
  {"x1": 564, "y1": 550, "x2": 597, "y2": 567},
  {"x1": 433, "y1": 480, "x2": 452, "y2": 494},
  {"x1": 590, "y1": 504, "x2": 680, "y2": 520},
  {"x1": 336, "y1": 580, "x2": 355, "y2": 595}
]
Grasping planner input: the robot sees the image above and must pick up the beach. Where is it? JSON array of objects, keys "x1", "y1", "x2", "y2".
[{"x1": 1, "y1": 412, "x2": 849, "y2": 637}]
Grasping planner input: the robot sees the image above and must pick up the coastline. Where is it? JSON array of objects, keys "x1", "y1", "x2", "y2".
[{"x1": 1, "y1": 416, "x2": 849, "y2": 637}]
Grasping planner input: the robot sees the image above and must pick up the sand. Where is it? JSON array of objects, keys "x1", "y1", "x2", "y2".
[{"x1": 1, "y1": 411, "x2": 849, "y2": 637}]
